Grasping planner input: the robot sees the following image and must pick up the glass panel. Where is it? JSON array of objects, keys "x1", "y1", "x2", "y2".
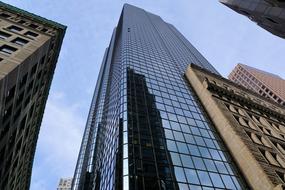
[
  {"x1": 188, "y1": 144, "x2": 201, "y2": 156},
  {"x1": 180, "y1": 154, "x2": 194, "y2": 168},
  {"x1": 174, "y1": 167, "x2": 187, "y2": 182},
  {"x1": 178, "y1": 183, "x2": 189, "y2": 190},
  {"x1": 197, "y1": 171, "x2": 212, "y2": 186},
  {"x1": 123, "y1": 176, "x2": 129, "y2": 190},
  {"x1": 193, "y1": 157, "x2": 206, "y2": 170},
  {"x1": 215, "y1": 161, "x2": 228, "y2": 174},
  {"x1": 199, "y1": 147, "x2": 212, "y2": 158},
  {"x1": 170, "y1": 152, "x2": 182, "y2": 166},
  {"x1": 209, "y1": 172, "x2": 225, "y2": 188},
  {"x1": 167, "y1": 140, "x2": 178, "y2": 152},
  {"x1": 184, "y1": 168, "x2": 200, "y2": 185},
  {"x1": 221, "y1": 175, "x2": 236, "y2": 189},
  {"x1": 204, "y1": 159, "x2": 217, "y2": 172},
  {"x1": 189, "y1": 185, "x2": 202, "y2": 190},
  {"x1": 177, "y1": 142, "x2": 189, "y2": 154}
]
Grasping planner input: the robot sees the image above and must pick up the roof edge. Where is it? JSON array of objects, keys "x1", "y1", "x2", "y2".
[{"x1": 0, "y1": 1, "x2": 67, "y2": 30}]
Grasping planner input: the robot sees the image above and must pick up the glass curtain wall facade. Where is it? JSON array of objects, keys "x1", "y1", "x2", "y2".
[{"x1": 72, "y1": 4, "x2": 248, "y2": 190}]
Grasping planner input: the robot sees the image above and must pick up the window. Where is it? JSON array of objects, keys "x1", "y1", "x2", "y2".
[
  {"x1": 180, "y1": 155, "x2": 194, "y2": 168},
  {"x1": 209, "y1": 172, "x2": 225, "y2": 188},
  {"x1": 0, "y1": 45, "x2": 17, "y2": 55},
  {"x1": 29, "y1": 23, "x2": 38, "y2": 29},
  {"x1": 185, "y1": 169, "x2": 200, "y2": 184},
  {"x1": 174, "y1": 167, "x2": 186, "y2": 182},
  {"x1": 18, "y1": 20, "x2": 26, "y2": 24},
  {"x1": 12, "y1": 37, "x2": 29, "y2": 46},
  {"x1": 0, "y1": 31, "x2": 11, "y2": 39},
  {"x1": 41, "y1": 28, "x2": 48, "y2": 32},
  {"x1": 8, "y1": 25, "x2": 23, "y2": 32},
  {"x1": 0, "y1": 13, "x2": 11, "y2": 18},
  {"x1": 197, "y1": 171, "x2": 212, "y2": 186},
  {"x1": 24, "y1": 31, "x2": 38, "y2": 38}
]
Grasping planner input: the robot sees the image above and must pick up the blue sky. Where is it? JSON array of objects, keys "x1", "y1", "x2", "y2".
[{"x1": 2, "y1": 0, "x2": 285, "y2": 189}]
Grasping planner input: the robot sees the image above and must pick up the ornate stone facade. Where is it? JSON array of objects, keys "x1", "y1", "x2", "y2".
[
  {"x1": 0, "y1": 2, "x2": 66, "y2": 190},
  {"x1": 186, "y1": 64, "x2": 285, "y2": 190}
]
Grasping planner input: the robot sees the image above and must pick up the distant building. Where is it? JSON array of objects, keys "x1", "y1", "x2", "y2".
[
  {"x1": 0, "y1": 2, "x2": 66, "y2": 190},
  {"x1": 220, "y1": 0, "x2": 285, "y2": 39},
  {"x1": 57, "y1": 178, "x2": 72, "y2": 190},
  {"x1": 229, "y1": 63, "x2": 285, "y2": 106},
  {"x1": 186, "y1": 63, "x2": 285, "y2": 190}
]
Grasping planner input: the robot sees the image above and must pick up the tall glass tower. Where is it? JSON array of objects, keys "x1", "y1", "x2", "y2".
[{"x1": 72, "y1": 4, "x2": 248, "y2": 190}]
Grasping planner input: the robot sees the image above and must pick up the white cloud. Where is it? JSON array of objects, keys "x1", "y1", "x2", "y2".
[{"x1": 30, "y1": 91, "x2": 85, "y2": 190}]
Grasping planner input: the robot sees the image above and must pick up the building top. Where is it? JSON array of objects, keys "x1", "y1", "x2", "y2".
[
  {"x1": 229, "y1": 63, "x2": 285, "y2": 104},
  {"x1": 239, "y1": 63, "x2": 282, "y2": 79},
  {"x1": 0, "y1": 1, "x2": 67, "y2": 61},
  {"x1": 220, "y1": 0, "x2": 285, "y2": 39},
  {"x1": 240, "y1": 64, "x2": 285, "y2": 97},
  {"x1": 190, "y1": 63, "x2": 285, "y2": 115},
  {"x1": 0, "y1": 1, "x2": 66, "y2": 30},
  {"x1": 0, "y1": 1, "x2": 67, "y2": 81},
  {"x1": 186, "y1": 63, "x2": 285, "y2": 189}
]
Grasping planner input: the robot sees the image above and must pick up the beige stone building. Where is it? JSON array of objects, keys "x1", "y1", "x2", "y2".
[
  {"x1": 57, "y1": 178, "x2": 72, "y2": 190},
  {"x1": 0, "y1": 2, "x2": 66, "y2": 190},
  {"x1": 186, "y1": 64, "x2": 285, "y2": 190}
]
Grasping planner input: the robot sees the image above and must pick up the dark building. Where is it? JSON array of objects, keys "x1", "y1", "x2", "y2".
[
  {"x1": 0, "y1": 2, "x2": 66, "y2": 190},
  {"x1": 186, "y1": 63, "x2": 285, "y2": 190},
  {"x1": 72, "y1": 4, "x2": 248, "y2": 190},
  {"x1": 220, "y1": 0, "x2": 285, "y2": 39},
  {"x1": 229, "y1": 63, "x2": 285, "y2": 106}
]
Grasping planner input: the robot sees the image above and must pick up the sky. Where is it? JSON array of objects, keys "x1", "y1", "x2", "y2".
[{"x1": 2, "y1": 0, "x2": 285, "y2": 189}]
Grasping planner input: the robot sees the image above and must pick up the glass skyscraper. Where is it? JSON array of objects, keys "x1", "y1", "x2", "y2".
[{"x1": 72, "y1": 4, "x2": 248, "y2": 190}]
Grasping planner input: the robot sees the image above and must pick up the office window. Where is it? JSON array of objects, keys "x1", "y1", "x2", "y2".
[
  {"x1": 0, "y1": 31, "x2": 11, "y2": 39},
  {"x1": 29, "y1": 23, "x2": 38, "y2": 29},
  {"x1": 24, "y1": 31, "x2": 38, "y2": 38},
  {"x1": 41, "y1": 28, "x2": 48, "y2": 32},
  {"x1": 0, "y1": 12, "x2": 11, "y2": 18},
  {"x1": 12, "y1": 37, "x2": 29, "y2": 46},
  {"x1": 18, "y1": 20, "x2": 26, "y2": 24},
  {"x1": 0, "y1": 45, "x2": 17, "y2": 55},
  {"x1": 8, "y1": 25, "x2": 23, "y2": 32}
]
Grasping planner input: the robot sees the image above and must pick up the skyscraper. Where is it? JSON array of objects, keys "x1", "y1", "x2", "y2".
[
  {"x1": 186, "y1": 63, "x2": 285, "y2": 190},
  {"x1": 0, "y1": 2, "x2": 66, "y2": 190},
  {"x1": 220, "y1": 0, "x2": 285, "y2": 39},
  {"x1": 72, "y1": 4, "x2": 248, "y2": 190},
  {"x1": 229, "y1": 63, "x2": 285, "y2": 106}
]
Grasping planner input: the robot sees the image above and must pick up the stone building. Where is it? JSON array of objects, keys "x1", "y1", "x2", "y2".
[
  {"x1": 0, "y1": 2, "x2": 66, "y2": 190},
  {"x1": 186, "y1": 63, "x2": 285, "y2": 190}
]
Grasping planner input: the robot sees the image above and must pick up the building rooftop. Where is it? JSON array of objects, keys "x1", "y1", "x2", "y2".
[
  {"x1": 237, "y1": 63, "x2": 285, "y2": 101},
  {"x1": 0, "y1": 1, "x2": 66, "y2": 30}
]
